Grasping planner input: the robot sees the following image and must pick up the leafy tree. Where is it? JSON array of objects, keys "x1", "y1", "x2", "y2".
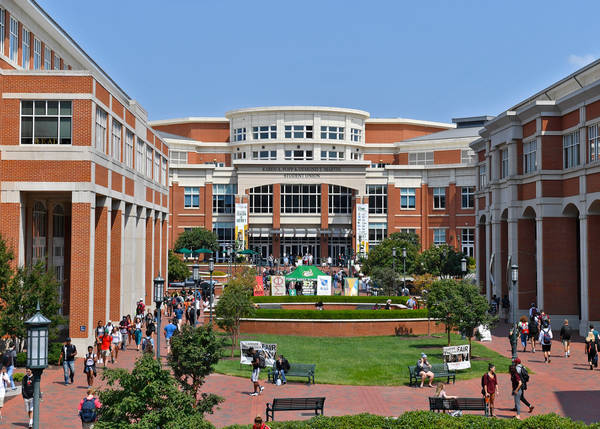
[
  {"x1": 96, "y1": 353, "x2": 216, "y2": 429},
  {"x1": 425, "y1": 279, "x2": 460, "y2": 346},
  {"x1": 363, "y1": 232, "x2": 420, "y2": 276},
  {"x1": 174, "y1": 228, "x2": 218, "y2": 252},
  {"x1": 169, "y1": 249, "x2": 190, "y2": 283},
  {"x1": 215, "y1": 268, "x2": 256, "y2": 357},
  {"x1": 411, "y1": 273, "x2": 436, "y2": 296},
  {"x1": 417, "y1": 244, "x2": 466, "y2": 278},
  {"x1": 167, "y1": 325, "x2": 223, "y2": 414},
  {"x1": 371, "y1": 266, "x2": 399, "y2": 296},
  {"x1": 0, "y1": 234, "x2": 13, "y2": 292}
]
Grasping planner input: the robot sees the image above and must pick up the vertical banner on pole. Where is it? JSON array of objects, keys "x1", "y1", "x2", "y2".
[
  {"x1": 356, "y1": 203, "x2": 369, "y2": 257},
  {"x1": 344, "y1": 277, "x2": 359, "y2": 296},
  {"x1": 235, "y1": 203, "x2": 248, "y2": 251},
  {"x1": 254, "y1": 275, "x2": 264, "y2": 296}
]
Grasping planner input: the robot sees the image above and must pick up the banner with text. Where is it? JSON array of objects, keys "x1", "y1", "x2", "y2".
[
  {"x1": 317, "y1": 275, "x2": 332, "y2": 295},
  {"x1": 240, "y1": 341, "x2": 277, "y2": 366},
  {"x1": 344, "y1": 277, "x2": 359, "y2": 296},
  {"x1": 235, "y1": 203, "x2": 248, "y2": 251},
  {"x1": 271, "y1": 276, "x2": 286, "y2": 296},
  {"x1": 356, "y1": 203, "x2": 369, "y2": 256},
  {"x1": 253, "y1": 276, "x2": 264, "y2": 296},
  {"x1": 442, "y1": 344, "x2": 471, "y2": 370}
]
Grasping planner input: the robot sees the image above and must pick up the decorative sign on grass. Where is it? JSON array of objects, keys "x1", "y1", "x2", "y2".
[
  {"x1": 240, "y1": 340, "x2": 277, "y2": 366},
  {"x1": 443, "y1": 344, "x2": 471, "y2": 370}
]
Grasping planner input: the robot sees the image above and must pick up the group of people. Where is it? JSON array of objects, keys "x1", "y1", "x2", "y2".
[
  {"x1": 247, "y1": 348, "x2": 290, "y2": 397},
  {"x1": 512, "y1": 303, "x2": 556, "y2": 363}
]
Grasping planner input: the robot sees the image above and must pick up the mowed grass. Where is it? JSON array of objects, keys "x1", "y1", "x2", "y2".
[{"x1": 214, "y1": 333, "x2": 512, "y2": 386}]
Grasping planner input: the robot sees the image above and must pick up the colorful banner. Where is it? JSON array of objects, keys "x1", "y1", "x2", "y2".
[
  {"x1": 442, "y1": 344, "x2": 471, "y2": 370},
  {"x1": 317, "y1": 275, "x2": 332, "y2": 296},
  {"x1": 301, "y1": 280, "x2": 314, "y2": 295},
  {"x1": 271, "y1": 276, "x2": 286, "y2": 296},
  {"x1": 356, "y1": 203, "x2": 369, "y2": 257},
  {"x1": 344, "y1": 277, "x2": 359, "y2": 296},
  {"x1": 235, "y1": 203, "x2": 248, "y2": 251},
  {"x1": 240, "y1": 341, "x2": 277, "y2": 366},
  {"x1": 253, "y1": 276, "x2": 264, "y2": 296}
]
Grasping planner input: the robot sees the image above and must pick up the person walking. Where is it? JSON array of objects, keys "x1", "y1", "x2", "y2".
[
  {"x1": 119, "y1": 316, "x2": 129, "y2": 351},
  {"x1": 539, "y1": 321, "x2": 553, "y2": 363},
  {"x1": 518, "y1": 316, "x2": 529, "y2": 352},
  {"x1": 560, "y1": 319, "x2": 572, "y2": 358},
  {"x1": 481, "y1": 363, "x2": 499, "y2": 417},
  {"x1": 174, "y1": 304, "x2": 184, "y2": 329},
  {"x1": 0, "y1": 366, "x2": 10, "y2": 422},
  {"x1": 78, "y1": 388, "x2": 101, "y2": 429},
  {"x1": 2, "y1": 343, "x2": 16, "y2": 391},
  {"x1": 248, "y1": 347, "x2": 264, "y2": 396},
  {"x1": 110, "y1": 326, "x2": 121, "y2": 364},
  {"x1": 164, "y1": 319, "x2": 178, "y2": 355},
  {"x1": 126, "y1": 315, "x2": 133, "y2": 346},
  {"x1": 142, "y1": 332, "x2": 155, "y2": 354},
  {"x1": 58, "y1": 337, "x2": 77, "y2": 385},
  {"x1": 94, "y1": 321, "x2": 105, "y2": 364},
  {"x1": 510, "y1": 363, "x2": 523, "y2": 420},
  {"x1": 22, "y1": 367, "x2": 34, "y2": 428},
  {"x1": 528, "y1": 314, "x2": 539, "y2": 353},
  {"x1": 83, "y1": 346, "x2": 97, "y2": 389},
  {"x1": 585, "y1": 330, "x2": 598, "y2": 370},
  {"x1": 513, "y1": 358, "x2": 534, "y2": 414},
  {"x1": 133, "y1": 317, "x2": 143, "y2": 351},
  {"x1": 100, "y1": 330, "x2": 112, "y2": 368}
]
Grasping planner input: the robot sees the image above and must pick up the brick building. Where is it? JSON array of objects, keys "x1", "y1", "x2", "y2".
[
  {"x1": 472, "y1": 60, "x2": 600, "y2": 333},
  {"x1": 0, "y1": 0, "x2": 169, "y2": 350},
  {"x1": 151, "y1": 107, "x2": 481, "y2": 264}
]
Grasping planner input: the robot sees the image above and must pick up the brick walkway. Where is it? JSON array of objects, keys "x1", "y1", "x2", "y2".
[{"x1": 2, "y1": 322, "x2": 599, "y2": 427}]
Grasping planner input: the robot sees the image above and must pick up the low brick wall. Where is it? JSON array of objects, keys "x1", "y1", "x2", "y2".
[{"x1": 277, "y1": 303, "x2": 407, "y2": 311}]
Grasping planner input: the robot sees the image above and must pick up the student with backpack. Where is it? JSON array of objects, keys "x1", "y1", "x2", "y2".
[
  {"x1": 518, "y1": 316, "x2": 529, "y2": 352},
  {"x1": 78, "y1": 388, "x2": 101, "y2": 429},
  {"x1": 528, "y1": 315, "x2": 539, "y2": 353},
  {"x1": 83, "y1": 346, "x2": 97, "y2": 389},
  {"x1": 248, "y1": 347, "x2": 265, "y2": 396},
  {"x1": 585, "y1": 330, "x2": 598, "y2": 370},
  {"x1": 538, "y1": 322, "x2": 553, "y2": 363},
  {"x1": 481, "y1": 363, "x2": 499, "y2": 417},
  {"x1": 512, "y1": 358, "x2": 534, "y2": 414},
  {"x1": 142, "y1": 332, "x2": 155, "y2": 355}
]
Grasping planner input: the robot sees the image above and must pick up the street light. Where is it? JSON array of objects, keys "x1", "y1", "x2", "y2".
[
  {"x1": 461, "y1": 257, "x2": 467, "y2": 278},
  {"x1": 511, "y1": 264, "x2": 519, "y2": 326},
  {"x1": 402, "y1": 248, "x2": 407, "y2": 295},
  {"x1": 153, "y1": 274, "x2": 165, "y2": 362},
  {"x1": 25, "y1": 302, "x2": 50, "y2": 429},
  {"x1": 192, "y1": 264, "x2": 200, "y2": 325},
  {"x1": 209, "y1": 257, "x2": 215, "y2": 325},
  {"x1": 392, "y1": 247, "x2": 397, "y2": 295},
  {"x1": 226, "y1": 245, "x2": 232, "y2": 279}
]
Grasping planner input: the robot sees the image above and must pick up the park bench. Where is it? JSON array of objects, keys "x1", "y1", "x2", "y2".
[
  {"x1": 266, "y1": 397, "x2": 326, "y2": 421},
  {"x1": 268, "y1": 363, "x2": 316, "y2": 384},
  {"x1": 408, "y1": 363, "x2": 455, "y2": 386},
  {"x1": 428, "y1": 397, "x2": 489, "y2": 416}
]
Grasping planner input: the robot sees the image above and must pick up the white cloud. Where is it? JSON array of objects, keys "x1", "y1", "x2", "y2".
[{"x1": 568, "y1": 54, "x2": 597, "y2": 68}]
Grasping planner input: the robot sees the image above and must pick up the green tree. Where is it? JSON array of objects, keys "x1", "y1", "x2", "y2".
[
  {"x1": 425, "y1": 279, "x2": 459, "y2": 346},
  {"x1": 167, "y1": 325, "x2": 223, "y2": 414},
  {"x1": 363, "y1": 232, "x2": 420, "y2": 276},
  {"x1": 0, "y1": 234, "x2": 13, "y2": 292},
  {"x1": 454, "y1": 281, "x2": 497, "y2": 356},
  {"x1": 96, "y1": 353, "x2": 215, "y2": 429},
  {"x1": 371, "y1": 266, "x2": 399, "y2": 296},
  {"x1": 169, "y1": 249, "x2": 191, "y2": 283},
  {"x1": 174, "y1": 228, "x2": 218, "y2": 252},
  {"x1": 215, "y1": 268, "x2": 256, "y2": 357},
  {"x1": 417, "y1": 244, "x2": 466, "y2": 278}
]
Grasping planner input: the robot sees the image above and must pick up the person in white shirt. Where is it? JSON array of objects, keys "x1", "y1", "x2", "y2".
[
  {"x1": 0, "y1": 366, "x2": 10, "y2": 421},
  {"x1": 110, "y1": 327, "x2": 122, "y2": 364},
  {"x1": 538, "y1": 322, "x2": 553, "y2": 363}
]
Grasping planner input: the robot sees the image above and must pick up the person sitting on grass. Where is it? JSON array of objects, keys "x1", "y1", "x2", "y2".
[{"x1": 416, "y1": 353, "x2": 434, "y2": 388}]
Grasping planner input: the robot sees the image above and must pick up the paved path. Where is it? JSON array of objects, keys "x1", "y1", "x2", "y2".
[{"x1": 2, "y1": 322, "x2": 600, "y2": 427}]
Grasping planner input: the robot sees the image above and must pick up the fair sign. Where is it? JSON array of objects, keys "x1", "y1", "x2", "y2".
[{"x1": 442, "y1": 344, "x2": 471, "y2": 370}]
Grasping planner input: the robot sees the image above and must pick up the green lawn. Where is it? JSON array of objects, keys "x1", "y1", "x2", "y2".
[{"x1": 214, "y1": 333, "x2": 512, "y2": 386}]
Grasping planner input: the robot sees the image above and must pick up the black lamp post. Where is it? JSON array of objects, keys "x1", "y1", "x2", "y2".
[
  {"x1": 511, "y1": 264, "x2": 519, "y2": 327},
  {"x1": 392, "y1": 247, "x2": 397, "y2": 295},
  {"x1": 402, "y1": 247, "x2": 407, "y2": 294},
  {"x1": 461, "y1": 257, "x2": 467, "y2": 278},
  {"x1": 25, "y1": 302, "x2": 50, "y2": 429},
  {"x1": 153, "y1": 274, "x2": 165, "y2": 362},
  {"x1": 192, "y1": 264, "x2": 200, "y2": 326},
  {"x1": 209, "y1": 257, "x2": 215, "y2": 325}
]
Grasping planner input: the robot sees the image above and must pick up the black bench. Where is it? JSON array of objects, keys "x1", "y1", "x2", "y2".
[
  {"x1": 267, "y1": 363, "x2": 316, "y2": 384},
  {"x1": 408, "y1": 363, "x2": 456, "y2": 386},
  {"x1": 266, "y1": 397, "x2": 326, "y2": 421},
  {"x1": 428, "y1": 397, "x2": 489, "y2": 416}
]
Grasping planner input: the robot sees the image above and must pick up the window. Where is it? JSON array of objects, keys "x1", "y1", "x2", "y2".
[
  {"x1": 321, "y1": 150, "x2": 345, "y2": 160},
  {"x1": 233, "y1": 151, "x2": 246, "y2": 160},
  {"x1": 281, "y1": 184, "x2": 321, "y2": 214},
  {"x1": 44, "y1": 46, "x2": 51, "y2": 70},
  {"x1": 461, "y1": 228, "x2": 474, "y2": 257},
  {"x1": 9, "y1": 17, "x2": 18, "y2": 62},
  {"x1": 328, "y1": 185, "x2": 352, "y2": 214},
  {"x1": 351, "y1": 128, "x2": 362, "y2": 142},
  {"x1": 400, "y1": 228, "x2": 417, "y2": 235},
  {"x1": 370, "y1": 162, "x2": 387, "y2": 168},
  {"x1": 54, "y1": 53, "x2": 61, "y2": 70},
  {"x1": 400, "y1": 188, "x2": 416, "y2": 209},
  {"x1": 124, "y1": 130, "x2": 134, "y2": 168},
  {"x1": 589, "y1": 124, "x2": 600, "y2": 163},
  {"x1": 500, "y1": 148, "x2": 508, "y2": 179},
  {"x1": 161, "y1": 158, "x2": 167, "y2": 186},
  {"x1": 350, "y1": 151, "x2": 361, "y2": 160},
  {"x1": 408, "y1": 151, "x2": 434, "y2": 165},
  {"x1": 146, "y1": 145, "x2": 153, "y2": 178},
  {"x1": 213, "y1": 184, "x2": 236, "y2": 214},
  {"x1": 284, "y1": 149, "x2": 313, "y2": 160},
  {"x1": 154, "y1": 153, "x2": 160, "y2": 182},
  {"x1": 251, "y1": 150, "x2": 276, "y2": 160},
  {"x1": 0, "y1": 9, "x2": 4, "y2": 54},
  {"x1": 233, "y1": 128, "x2": 246, "y2": 142},
  {"x1": 461, "y1": 186, "x2": 475, "y2": 209},
  {"x1": 33, "y1": 38, "x2": 41, "y2": 69},
  {"x1": 461, "y1": 149, "x2": 475, "y2": 164},
  {"x1": 111, "y1": 120, "x2": 122, "y2": 161},
  {"x1": 170, "y1": 151, "x2": 187, "y2": 165},
  {"x1": 284, "y1": 125, "x2": 313, "y2": 139},
  {"x1": 32, "y1": 202, "x2": 47, "y2": 265},
  {"x1": 249, "y1": 185, "x2": 273, "y2": 214},
  {"x1": 563, "y1": 131, "x2": 580, "y2": 169},
  {"x1": 136, "y1": 138, "x2": 145, "y2": 174},
  {"x1": 22, "y1": 28, "x2": 30, "y2": 69},
  {"x1": 523, "y1": 140, "x2": 537, "y2": 173},
  {"x1": 184, "y1": 187, "x2": 200, "y2": 208},
  {"x1": 479, "y1": 164, "x2": 487, "y2": 189},
  {"x1": 21, "y1": 100, "x2": 72, "y2": 144},
  {"x1": 433, "y1": 229, "x2": 446, "y2": 246},
  {"x1": 433, "y1": 187, "x2": 446, "y2": 209},
  {"x1": 213, "y1": 222, "x2": 235, "y2": 262},
  {"x1": 252, "y1": 125, "x2": 276, "y2": 139},
  {"x1": 367, "y1": 185, "x2": 387, "y2": 214},
  {"x1": 368, "y1": 223, "x2": 387, "y2": 246},
  {"x1": 320, "y1": 126, "x2": 344, "y2": 140}
]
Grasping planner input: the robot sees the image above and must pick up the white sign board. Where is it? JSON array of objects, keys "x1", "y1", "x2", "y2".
[
  {"x1": 317, "y1": 275, "x2": 332, "y2": 296},
  {"x1": 356, "y1": 203, "x2": 369, "y2": 256},
  {"x1": 442, "y1": 344, "x2": 471, "y2": 370},
  {"x1": 271, "y1": 276, "x2": 286, "y2": 296},
  {"x1": 240, "y1": 341, "x2": 277, "y2": 366},
  {"x1": 478, "y1": 324, "x2": 492, "y2": 342}
]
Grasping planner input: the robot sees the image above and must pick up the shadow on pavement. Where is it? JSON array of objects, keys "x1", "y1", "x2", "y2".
[{"x1": 554, "y1": 390, "x2": 600, "y2": 424}]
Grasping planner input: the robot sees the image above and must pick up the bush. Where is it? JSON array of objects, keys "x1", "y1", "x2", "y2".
[
  {"x1": 16, "y1": 352, "x2": 26, "y2": 367},
  {"x1": 15, "y1": 342, "x2": 63, "y2": 367},
  {"x1": 12, "y1": 372, "x2": 24, "y2": 383},
  {"x1": 252, "y1": 309, "x2": 428, "y2": 320},
  {"x1": 213, "y1": 270, "x2": 227, "y2": 277},
  {"x1": 252, "y1": 296, "x2": 409, "y2": 304}
]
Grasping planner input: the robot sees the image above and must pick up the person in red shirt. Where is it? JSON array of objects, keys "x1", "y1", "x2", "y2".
[
  {"x1": 482, "y1": 363, "x2": 499, "y2": 417},
  {"x1": 252, "y1": 415, "x2": 270, "y2": 429},
  {"x1": 78, "y1": 388, "x2": 101, "y2": 428},
  {"x1": 100, "y1": 331, "x2": 112, "y2": 368}
]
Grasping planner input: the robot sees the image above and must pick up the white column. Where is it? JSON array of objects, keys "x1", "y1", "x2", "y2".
[
  {"x1": 118, "y1": 202, "x2": 126, "y2": 318},
  {"x1": 491, "y1": 220, "x2": 502, "y2": 298},
  {"x1": 536, "y1": 217, "x2": 544, "y2": 310},
  {"x1": 136, "y1": 206, "x2": 146, "y2": 309},
  {"x1": 485, "y1": 221, "x2": 492, "y2": 301},
  {"x1": 105, "y1": 197, "x2": 112, "y2": 322},
  {"x1": 507, "y1": 218, "x2": 518, "y2": 310},
  {"x1": 508, "y1": 140, "x2": 518, "y2": 176},
  {"x1": 580, "y1": 215, "x2": 589, "y2": 335}
]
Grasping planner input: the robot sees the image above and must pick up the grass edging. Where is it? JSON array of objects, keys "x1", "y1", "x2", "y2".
[
  {"x1": 251, "y1": 295, "x2": 410, "y2": 304},
  {"x1": 252, "y1": 308, "x2": 428, "y2": 319}
]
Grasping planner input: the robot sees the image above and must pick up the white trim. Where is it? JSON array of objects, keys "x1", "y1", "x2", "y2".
[{"x1": 3, "y1": 92, "x2": 92, "y2": 99}]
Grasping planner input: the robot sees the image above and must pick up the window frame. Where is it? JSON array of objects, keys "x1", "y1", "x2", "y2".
[
  {"x1": 320, "y1": 126, "x2": 344, "y2": 140},
  {"x1": 212, "y1": 184, "x2": 236, "y2": 214},
  {"x1": 433, "y1": 187, "x2": 446, "y2": 210},
  {"x1": 284, "y1": 125, "x2": 313, "y2": 139},
  {"x1": 43, "y1": 45, "x2": 51, "y2": 70},
  {"x1": 523, "y1": 139, "x2": 537, "y2": 174},
  {"x1": 146, "y1": 145, "x2": 153, "y2": 178},
  {"x1": 9, "y1": 16, "x2": 18, "y2": 63},
  {"x1": 368, "y1": 223, "x2": 387, "y2": 246},
  {"x1": 590, "y1": 124, "x2": 600, "y2": 163},
  {"x1": 284, "y1": 149, "x2": 313, "y2": 160},
  {"x1": 33, "y1": 37, "x2": 41, "y2": 70},
  {"x1": 233, "y1": 127, "x2": 246, "y2": 142},
  {"x1": 111, "y1": 119, "x2": 122, "y2": 162},
  {"x1": 184, "y1": 187, "x2": 200, "y2": 208},
  {"x1": 53, "y1": 53, "x2": 61, "y2": 70},
  {"x1": 328, "y1": 185, "x2": 352, "y2": 215},
  {"x1": 94, "y1": 107, "x2": 108, "y2": 153},
  {"x1": 433, "y1": 228, "x2": 446, "y2": 246},
  {"x1": 22, "y1": 27, "x2": 30, "y2": 69},
  {"x1": 367, "y1": 184, "x2": 387, "y2": 214},
  {"x1": 479, "y1": 163, "x2": 487, "y2": 189},
  {"x1": 124, "y1": 129, "x2": 134, "y2": 168},
  {"x1": 20, "y1": 100, "x2": 73, "y2": 145},
  {"x1": 563, "y1": 131, "x2": 580, "y2": 169},
  {"x1": 408, "y1": 151, "x2": 434, "y2": 165},
  {"x1": 461, "y1": 228, "x2": 475, "y2": 257},
  {"x1": 461, "y1": 186, "x2": 475, "y2": 209},
  {"x1": 461, "y1": 149, "x2": 476, "y2": 164},
  {"x1": 252, "y1": 125, "x2": 276, "y2": 140},
  {"x1": 500, "y1": 148, "x2": 508, "y2": 179},
  {"x1": 400, "y1": 188, "x2": 416, "y2": 209},
  {"x1": 350, "y1": 128, "x2": 362, "y2": 142},
  {"x1": 0, "y1": 8, "x2": 4, "y2": 55},
  {"x1": 249, "y1": 185, "x2": 273, "y2": 214},
  {"x1": 281, "y1": 184, "x2": 321, "y2": 214},
  {"x1": 136, "y1": 138, "x2": 145, "y2": 174}
]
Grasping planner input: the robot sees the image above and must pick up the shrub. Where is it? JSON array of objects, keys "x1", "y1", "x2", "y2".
[
  {"x1": 16, "y1": 342, "x2": 63, "y2": 367},
  {"x1": 12, "y1": 372, "x2": 24, "y2": 383},
  {"x1": 213, "y1": 270, "x2": 227, "y2": 277},
  {"x1": 251, "y1": 309, "x2": 428, "y2": 320},
  {"x1": 16, "y1": 352, "x2": 26, "y2": 367},
  {"x1": 252, "y1": 296, "x2": 409, "y2": 305}
]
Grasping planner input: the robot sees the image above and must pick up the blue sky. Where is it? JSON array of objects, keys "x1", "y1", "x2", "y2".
[{"x1": 38, "y1": 0, "x2": 600, "y2": 123}]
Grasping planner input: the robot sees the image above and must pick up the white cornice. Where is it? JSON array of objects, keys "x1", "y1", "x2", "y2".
[
  {"x1": 225, "y1": 106, "x2": 370, "y2": 119},
  {"x1": 150, "y1": 117, "x2": 229, "y2": 126},
  {"x1": 366, "y1": 118, "x2": 453, "y2": 129}
]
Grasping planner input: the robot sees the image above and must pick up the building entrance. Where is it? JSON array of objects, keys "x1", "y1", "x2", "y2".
[{"x1": 280, "y1": 237, "x2": 320, "y2": 264}]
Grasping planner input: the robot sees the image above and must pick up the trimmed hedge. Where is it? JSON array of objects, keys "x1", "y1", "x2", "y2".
[
  {"x1": 223, "y1": 411, "x2": 599, "y2": 428},
  {"x1": 252, "y1": 296, "x2": 409, "y2": 304},
  {"x1": 12, "y1": 372, "x2": 25, "y2": 383},
  {"x1": 251, "y1": 308, "x2": 428, "y2": 320}
]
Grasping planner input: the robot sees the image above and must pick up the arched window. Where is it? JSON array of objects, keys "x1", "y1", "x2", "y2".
[{"x1": 32, "y1": 201, "x2": 47, "y2": 265}]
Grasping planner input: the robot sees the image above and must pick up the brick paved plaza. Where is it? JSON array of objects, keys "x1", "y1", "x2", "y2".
[{"x1": 1, "y1": 322, "x2": 598, "y2": 428}]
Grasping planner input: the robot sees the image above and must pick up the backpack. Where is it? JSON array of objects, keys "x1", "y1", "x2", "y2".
[
  {"x1": 80, "y1": 397, "x2": 97, "y2": 423},
  {"x1": 142, "y1": 338, "x2": 154, "y2": 354},
  {"x1": 520, "y1": 366, "x2": 530, "y2": 384},
  {"x1": 480, "y1": 374, "x2": 486, "y2": 396},
  {"x1": 258, "y1": 354, "x2": 266, "y2": 369},
  {"x1": 542, "y1": 329, "x2": 551, "y2": 344}
]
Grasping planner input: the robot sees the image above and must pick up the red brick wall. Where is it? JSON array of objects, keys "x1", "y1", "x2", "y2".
[
  {"x1": 111, "y1": 172, "x2": 122, "y2": 192},
  {"x1": 125, "y1": 178, "x2": 134, "y2": 196},
  {"x1": 518, "y1": 218, "x2": 537, "y2": 308},
  {"x1": 562, "y1": 109, "x2": 580, "y2": 130},
  {"x1": 110, "y1": 209, "x2": 121, "y2": 321},
  {"x1": 153, "y1": 122, "x2": 230, "y2": 142},
  {"x1": 70, "y1": 203, "x2": 91, "y2": 338},
  {"x1": 93, "y1": 204, "x2": 107, "y2": 324},
  {"x1": 95, "y1": 82, "x2": 110, "y2": 107},
  {"x1": 588, "y1": 215, "x2": 600, "y2": 320},
  {"x1": 518, "y1": 182, "x2": 536, "y2": 200},
  {"x1": 586, "y1": 100, "x2": 600, "y2": 121},
  {"x1": 522, "y1": 120, "x2": 536, "y2": 138},
  {"x1": 434, "y1": 150, "x2": 460, "y2": 165},
  {"x1": 562, "y1": 177, "x2": 579, "y2": 197},
  {"x1": 541, "y1": 117, "x2": 561, "y2": 132},
  {"x1": 0, "y1": 203, "x2": 20, "y2": 267},
  {"x1": 541, "y1": 135, "x2": 563, "y2": 170},
  {"x1": 1, "y1": 160, "x2": 91, "y2": 182},
  {"x1": 95, "y1": 164, "x2": 108, "y2": 187},
  {"x1": 500, "y1": 220, "x2": 508, "y2": 297},
  {"x1": 541, "y1": 180, "x2": 563, "y2": 198},
  {"x1": 365, "y1": 123, "x2": 448, "y2": 143}
]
